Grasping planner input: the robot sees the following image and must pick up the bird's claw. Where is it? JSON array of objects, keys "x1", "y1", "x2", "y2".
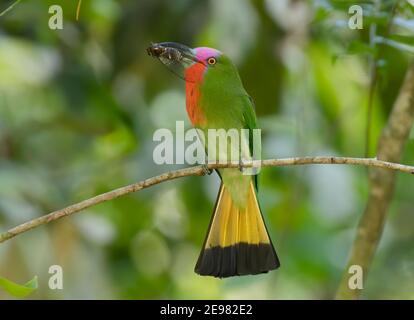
[
  {"x1": 202, "y1": 164, "x2": 213, "y2": 176},
  {"x1": 239, "y1": 160, "x2": 245, "y2": 173}
]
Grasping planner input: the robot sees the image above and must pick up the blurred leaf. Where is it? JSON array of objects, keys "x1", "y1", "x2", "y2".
[
  {"x1": 329, "y1": 0, "x2": 374, "y2": 10},
  {"x1": 94, "y1": 125, "x2": 137, "y2": 159},
  {"x1": 311, "y1": 6, "x2": 331, "y2": 24},
  {"x1": 363, "y1": 13, "x2": 391, "y2": 26},
  {"x1": 0, "y1": 275, "x2": 38, "y2": 298},
  {"x1": 346, "y1": 40, "x2": 377, "y2": 56}
]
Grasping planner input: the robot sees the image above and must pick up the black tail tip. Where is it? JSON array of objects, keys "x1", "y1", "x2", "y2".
[{"x1": 195, "y1": 242, "x2": 280, "y2": 278}]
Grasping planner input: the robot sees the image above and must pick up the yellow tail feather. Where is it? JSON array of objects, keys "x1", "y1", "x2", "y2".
[
  {"x1": 195, "y1": 181, "x2": 280, "y2": 278},
  {"x1": 206, "y1": 182, "x2": 270, "y2": 247}
]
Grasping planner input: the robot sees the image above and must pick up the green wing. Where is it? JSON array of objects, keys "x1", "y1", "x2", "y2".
[{"x1": 241, "y1": 95, "x2": 260, "y2": 191}]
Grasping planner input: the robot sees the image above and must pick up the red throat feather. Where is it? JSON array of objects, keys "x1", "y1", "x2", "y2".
[{"x1": 185, "y1": 63, "x2": 206, "y2": 127}]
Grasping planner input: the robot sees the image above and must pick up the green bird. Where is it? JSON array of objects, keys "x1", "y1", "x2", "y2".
[{"x1": 148, "y1": 42, "x2": 280, "y2": 277}]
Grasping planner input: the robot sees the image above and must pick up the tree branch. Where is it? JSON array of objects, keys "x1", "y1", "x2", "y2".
[
  {"x1": 0, "y1": 157, "x2": 414, "y2": 244},
  {"x1": 336, "y1": 62, "x2": 414, "y2": 299}
]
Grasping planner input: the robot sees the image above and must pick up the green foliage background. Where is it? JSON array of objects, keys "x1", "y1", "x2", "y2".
[{"x1": 0, "y1": 0, "x2": 413, "y2": 299}]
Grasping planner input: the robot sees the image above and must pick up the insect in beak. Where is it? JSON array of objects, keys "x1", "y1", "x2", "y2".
[
  {"x1": 147, "y1": 42, "x2": 201, "y2": 82},
  {"x1": 147, "y1": 42, "x2": 199, "y2": 65}
]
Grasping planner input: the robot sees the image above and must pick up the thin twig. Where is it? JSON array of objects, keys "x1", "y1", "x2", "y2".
[
  {"x1": 375, "y1": 36, "x2": 414, "y2": 54},
  {"x1": 1, "y1": 156, "x2": 413, "y2": 244},
  {"x1": 0, "y1": 0, "x2": 21, "y2": 17},
  {"x1": 76, "y1": 0, "x2": 82, "y2": 21}
]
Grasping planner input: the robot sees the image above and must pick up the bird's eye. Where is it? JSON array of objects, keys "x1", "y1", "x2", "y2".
[{"x1": 207, "y1": 57, "x2": 217, "y2": 65}]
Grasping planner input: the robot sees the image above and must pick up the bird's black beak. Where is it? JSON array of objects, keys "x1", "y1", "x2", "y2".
[{"x1": 147, "y1": 42, "x2": 198, "y2": 66}]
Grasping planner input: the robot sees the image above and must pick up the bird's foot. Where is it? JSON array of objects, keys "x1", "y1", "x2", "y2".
[
  {"x1": 239, "y1": 159, "x2": 245, "y2": 173},
  {"x1": 202, "y1": 164, "x2": 213, "y2": 176}
]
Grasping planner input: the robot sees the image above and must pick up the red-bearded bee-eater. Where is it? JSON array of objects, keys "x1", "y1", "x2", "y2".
[{"x1": 148, "y1": 42, "x2": 280, "y2": 277}]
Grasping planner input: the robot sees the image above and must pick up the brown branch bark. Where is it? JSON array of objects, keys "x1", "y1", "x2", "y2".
[
  {"x1": 336, "y1": 62, "x2": 414, "y2": 299},
  {"x1": 1, "y1": 157, "x2": 414, "y2": 244}
]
